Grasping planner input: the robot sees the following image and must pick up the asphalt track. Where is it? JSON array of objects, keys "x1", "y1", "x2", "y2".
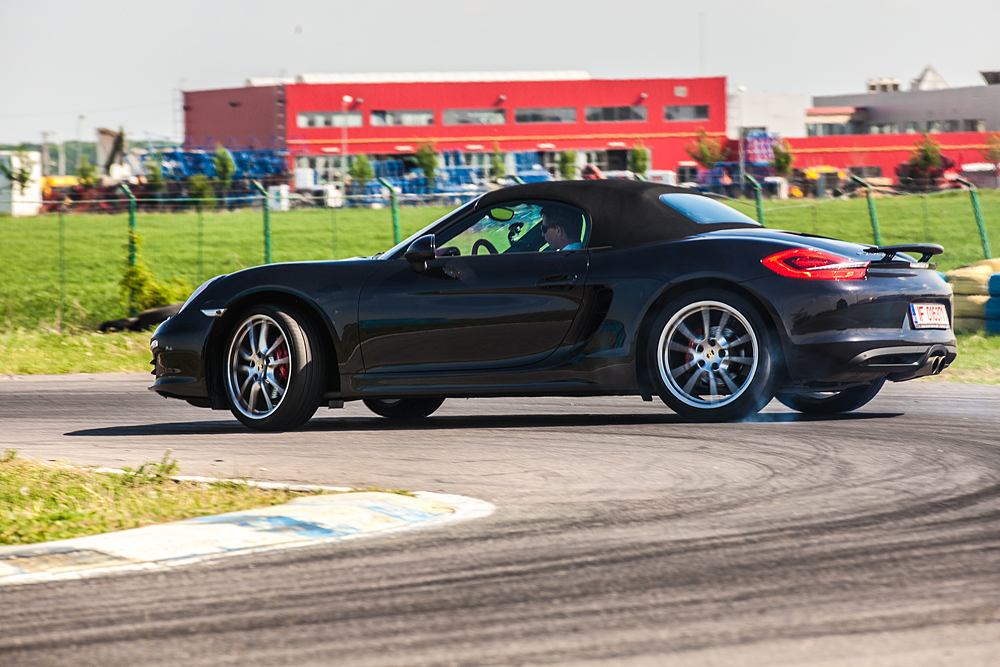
[{"x1": 1, "y1": 373, "x2": 999, "y2": 666}]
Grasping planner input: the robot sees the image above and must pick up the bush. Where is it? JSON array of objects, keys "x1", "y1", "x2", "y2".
[{"x1": 119, "y1": 233, "x2": 190, "y2": 311}]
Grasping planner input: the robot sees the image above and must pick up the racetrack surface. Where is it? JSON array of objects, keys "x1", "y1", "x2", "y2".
[{"x1": 1, "y1": 374, "x2": 998, "y2": 666}]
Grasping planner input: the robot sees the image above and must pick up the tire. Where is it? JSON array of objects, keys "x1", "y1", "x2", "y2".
[
  {"x1": 776, "y1": 378, "x2": 885, "y2": 415},
  {"x1": 363, "y1": 397, "x2": 445, "y2": 419},
  {"x1": 648, "y1": 289, "x2": 777, "y2": 422},
  {"x1": 224, "y1": 305, "x2": 326, "y2": 431}
]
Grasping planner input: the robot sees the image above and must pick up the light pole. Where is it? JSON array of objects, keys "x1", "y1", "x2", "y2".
[
  {"x1": 736, "y1": 85, "x2": 746, "y2": 192},
  {"x1": 76, "y1": 114, "x2": 85, "y2": 172},
  {"x1": 341, "y1": 95, "x2": 352, "y2": 185}
]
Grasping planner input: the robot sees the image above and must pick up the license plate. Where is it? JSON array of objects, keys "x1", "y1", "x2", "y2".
[{"x1": 910, "y1": 303, "x2": 949, "y2": 329}]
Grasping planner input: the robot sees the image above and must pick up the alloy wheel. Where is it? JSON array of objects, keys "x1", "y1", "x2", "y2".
[
  {"x1": 226, "y1": 314, "x2": 292, "y2": 419},
  {"x1": 656, "y1": 300, "x2": 759, "y2": 409}
]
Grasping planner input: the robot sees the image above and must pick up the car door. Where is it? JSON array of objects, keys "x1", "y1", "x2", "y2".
[{"x1": 358, "y1": 201, "x2": 591, "y2": 374}]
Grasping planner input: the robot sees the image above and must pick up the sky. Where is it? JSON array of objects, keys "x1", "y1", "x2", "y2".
[{"x1": 1, "y1": 0, "x2": 997, "y2": 145}]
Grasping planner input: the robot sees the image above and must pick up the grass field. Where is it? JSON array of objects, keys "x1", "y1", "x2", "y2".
[
  {"x1": 0, "y1": 450, "x2": 322, "y2": 545},
  {"x1": 1, "y1": 189, "x2": 999, "y2": 330},
  {"x1": 1, "y1": 204, "x2": 449, "y2": 329}
]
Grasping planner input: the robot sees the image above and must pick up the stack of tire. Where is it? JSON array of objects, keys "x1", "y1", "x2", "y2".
[{"x1": 945, "y1": 258, "x2": 1000, "y2": 332}]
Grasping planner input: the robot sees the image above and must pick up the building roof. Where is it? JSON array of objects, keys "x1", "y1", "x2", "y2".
[
  {"x1": 246, "y1": 71, "x2": 592, "y2": 87},
  {"x1": 911, "y1": 65, "x2": 948, "y2": 91}
]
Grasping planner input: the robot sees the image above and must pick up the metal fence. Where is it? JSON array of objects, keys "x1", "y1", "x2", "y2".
[
  {"x1": 0, "y1": 190, "x2": 474, "y2": 330},
  {"x1": 1, "y1": 183, "x2": 998, "y2": 331}
]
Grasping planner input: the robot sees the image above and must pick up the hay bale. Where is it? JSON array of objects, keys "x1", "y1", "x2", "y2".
[
  {"x1": 954, "y1": 294, "x2": 990, "y2": 318},
  {"x1": 944, "y1": 259, "x2": 1000, "y2": 295}
]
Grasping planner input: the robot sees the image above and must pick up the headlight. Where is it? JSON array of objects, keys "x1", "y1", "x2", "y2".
[{"x1": 179, "y1": 275, "x2": 224, "y2": 313}]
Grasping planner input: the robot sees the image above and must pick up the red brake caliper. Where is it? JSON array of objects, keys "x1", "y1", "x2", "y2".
[{"x1": 275, "y1": 343, "x2": 289, "y2": 381}]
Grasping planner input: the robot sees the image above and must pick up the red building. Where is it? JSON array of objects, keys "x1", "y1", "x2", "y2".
[{"x1": 183, "y1": 71, "x2": 727, "y2": 180}]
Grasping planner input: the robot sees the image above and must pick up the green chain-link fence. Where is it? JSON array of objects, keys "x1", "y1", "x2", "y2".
[{"x1": 2, "y1": 187, "x2": 998, "y2": 330}]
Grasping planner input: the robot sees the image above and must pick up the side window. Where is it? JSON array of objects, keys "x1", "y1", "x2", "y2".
[{"x1": 436, "y1": 201, "x2": 589, "y2": 256}]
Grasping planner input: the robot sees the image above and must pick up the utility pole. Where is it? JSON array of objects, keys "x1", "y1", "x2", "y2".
[
  {"x1": 76, "y1": 115, "x2": 85, "y2": 172},
  {"x1": 341, "y1": 94, "x2": 352, "y2": 185},
  {"x1": 41, "y1": 131, "x2": 50, "y2": 178}
]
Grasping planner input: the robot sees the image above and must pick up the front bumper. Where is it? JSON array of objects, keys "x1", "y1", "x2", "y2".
[{"x1": 148, "y1": 307, "x2": 218, "y2": 401}]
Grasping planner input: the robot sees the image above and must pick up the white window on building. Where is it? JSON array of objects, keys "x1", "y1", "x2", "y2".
[
  {"x1": 943, "y1": 120, "x2": 961, "y2": 133},
  {"x1": 674, "y1": 86, "x2": 688, "y2": 98},
  {"x1": 371, "y1": 110, "x2": 434, "y2": 126},
  {"x1": 297, "y1": 112, "x2": 362, "y2": 128},
  {"x1": 664, "y1": 105, "x2": 709, "y2": 121},
  {"x1": 905, "y1": 122, "x2": 920, "y2": 134},
  {"x1": 585, "y1": 106, "x2": 648, "y2": 122},
  {"x1": 515, "y1": 108, "x2": 576, "y2": 124},
  {"x1": 963, "y1": 120, "x2": 985, "y2": 132},
  {"x1": 926, "y1": 120, "x2": 942, "y2": 134},
  {"x1": 443, "y1": 109, "x2": 506, "y2": 125}
]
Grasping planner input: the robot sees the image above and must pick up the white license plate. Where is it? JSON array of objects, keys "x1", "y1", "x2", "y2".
[{"x1": 910, "y1": 303, "x2": 949, "y2": 329}]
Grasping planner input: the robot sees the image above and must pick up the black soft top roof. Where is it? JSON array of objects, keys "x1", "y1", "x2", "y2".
[{"x1": 474, "y1": 180, "x2": 758, "y2": 249}]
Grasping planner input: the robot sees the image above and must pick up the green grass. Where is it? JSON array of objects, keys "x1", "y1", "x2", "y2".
[
  {"x1": 0, "y1": 450, "x2": 324, "y2": 545},
  {"x1": 2, "y1": 190, "x2": 999, "y2": 331},
  {"x1": 0, "y1": 329, "x2": 152, "y2": 375},
  {"x1": 925, "y1": 331, "x2": 1000, "y2": 385},
  {"x1": 1, "y1": 204, "x2": 450, "y2": 330}
]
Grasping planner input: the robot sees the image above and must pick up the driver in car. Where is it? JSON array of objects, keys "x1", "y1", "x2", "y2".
[{"x1": 541, "y1": 207, "x2": 584, "y2": 251}]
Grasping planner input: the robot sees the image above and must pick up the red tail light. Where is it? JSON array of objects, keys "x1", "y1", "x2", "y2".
[{"x1": 762, "y1": 248, "x2": 869, "y2": 280}]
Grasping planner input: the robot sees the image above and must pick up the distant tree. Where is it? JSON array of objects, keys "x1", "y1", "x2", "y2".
[
  {"x1": 0, "y1": 146, "x2": 36, "y2": 195},
  {"x1": 415, "y1": 143, "x2": 438, "y2": 190},
  {"x1": 145, "y1": 153, "x2": 166, "y2": 194},
  {"x1": 490, "y1": 142, "x2": 506, "y2": 181},
  {"x1": 348, "y1": 154, "x2": 375, "y2": 187},
  {"x1": 897, "y1": 132, "x2": 953, "y2": 190},
  {"x1": 558, "y1": 151, "x2": 577, "y2": 180},
  {"x1": 77, "y1": 155, "x2": 99, "y2": 189},
  {"x1": 188, "y1": 174, "x2": 216, "y2": 201},
  {"x1": 212, "y1": 144, "x2": 236, "y2": 200},
  {"x1": 771, "y1": 139, "x2": 794, "y2": 176},
  {"x1": 628, "y1": 141, "x2": 649, "y2": 177},
  {"x1": 981, "y1": 133, "x2": 1000, "y2": 177},
  {"x1": 908, "y1": 132, "x2": 943, "y2": 173},
  {"x1": 684, "y1": 128, "x2": 730, "y2": 169}
]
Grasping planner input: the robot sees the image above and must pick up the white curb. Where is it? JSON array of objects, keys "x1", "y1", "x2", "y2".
[{"x1": 0, "y1": 485, "x2": 494, "y2": 586}]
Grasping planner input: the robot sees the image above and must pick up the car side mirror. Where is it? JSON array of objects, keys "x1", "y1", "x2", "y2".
[{"x1": 405, "y1": 234, "x2": 436, "y2": 272}]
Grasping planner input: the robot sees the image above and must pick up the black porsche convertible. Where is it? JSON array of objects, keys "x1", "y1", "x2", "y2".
[{"x1": 150, "y1": 180, "x2": 956, "y2": 431}]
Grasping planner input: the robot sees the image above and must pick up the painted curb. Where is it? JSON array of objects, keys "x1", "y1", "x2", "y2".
[{"x1": 0, "y1": 489, "x2": 493, "y2": 586}]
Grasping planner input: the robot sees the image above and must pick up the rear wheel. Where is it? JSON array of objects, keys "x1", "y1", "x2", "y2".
[
  {"x1": 776, "y1": 379, "x2": 885, "y2": 415},
  {"x1": 224, "y1": 305, "x2": 326, "y2": 431},
  {"x1": 363, "y1": 397, "x2": 445, "y2": 419},
  {"x1": 649, "y1": 289, "x2": 777, "y2": 422}
]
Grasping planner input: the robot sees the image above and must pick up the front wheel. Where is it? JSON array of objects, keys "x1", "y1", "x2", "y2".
[
  {"x1": 224, "y1": 305, "x2": 326, "y2": 431},
  {"x1": 363, "y1": 397, "x2": 445, "y2": 419},
  {"x1": 648, "y1": 289, "x2": 777, "y2": 422},
  {"x1": 776, "y1": 379, "x2": 885, "y2": 415}
]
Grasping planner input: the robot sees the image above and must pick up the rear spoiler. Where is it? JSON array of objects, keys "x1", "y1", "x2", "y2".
[{"x1": 865, "y1": 244, "x2": 943, "y2": 264}]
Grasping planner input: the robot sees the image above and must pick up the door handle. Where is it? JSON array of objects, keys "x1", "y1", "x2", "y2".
[{"x1": 536, "y1": 274, "x2": 578, "y2": 290}]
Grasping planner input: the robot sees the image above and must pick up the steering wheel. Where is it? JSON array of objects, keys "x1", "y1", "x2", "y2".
[{"x1": 472, "y1": 239, "x2": 499, "y2": 255}]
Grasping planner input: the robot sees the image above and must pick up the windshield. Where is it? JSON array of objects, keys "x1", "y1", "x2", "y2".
[
  {"x1": 377, "y1": 199, "x2": 478, "y2": 258},
  {"x1": 659, "y1": 193, "x2": 760, "y2": 226}
]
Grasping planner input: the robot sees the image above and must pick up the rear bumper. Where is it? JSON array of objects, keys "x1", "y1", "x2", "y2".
[{"x1": 781, "y1": 335, "x2": 957, "y2": 387}]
